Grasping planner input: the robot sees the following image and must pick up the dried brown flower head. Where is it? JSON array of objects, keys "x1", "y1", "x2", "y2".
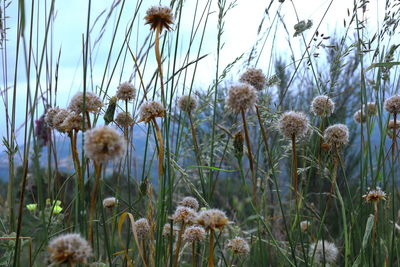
[
  {"x1": 144, "y1": 6, "x2": 174, "y2": 31},
  {"x1": 239, "y1": 68, "x2": 266, "y2": 91},
  {"x1": 384, "y1": 95, "x2": 400, "y2": 114},
  {"x1": 162, "y1": 223, "x2": 179, "y2": 237},
  {"x1": 139, "y1": 101, "x2": 165, "y2": 123},
  {"x1": 84, "y1": 126, "x2": 126, "y2": 163},
  {"x1": 115, "y1": 112, "x2": 134, "y2": 128},
  {"x1": 179, "y1": 197, "x2": 199, "y2": 211},
  {"x1": 134, "y1": 218, "x2": 150, "y2": 239},
  {"x1": 353, "y1": 110, "x2": 367, "y2": 124},
  {"x1": 364, "y1": 102, "x2": 377, "y2": 116},
  {"x1": 116, "y1": 82, "x2": 136, "y2": 101},
  {"x1": 178, "y1": 95, "x2": 197, "y2": 113},
  {"x1": 226, "y1": 237, "x2": 250, "y2": 255},
  {"x1": 172, "y1": 206, "x2": 197, "y2": 225},
  {"x1": 183, "y1": 226, "x2": 206, "y2": 242},
  {"x1": 323, "y1": 124, "x2": 349, "y2": 147},
  {"x1": 362, "y1": 187, "x2": 387, "y2": 203},
  {"x1": 310, "y1": 95, "x2": 335, "y2": 117},
  {"x1": 52, "y1": 109, "x2": 71, "y2": 132},
  {"x1": 48, "y1": 233, "x2": 92, "y2": 265},
  {"x1": 45, "y1": 107, "x2": 61, "y2": 128},
  {"x1": 196, "y1": 209, "x2": 228, "y2": 230},
  {"x1": 68, "y1": 91, "x2": 103, "y2": 114},
  {"x1": 277, "y1": 111, "x2": 309, "y2": 139},
  {"x1": 225, "y1": 84, "x2": 258, "y2": 112}
]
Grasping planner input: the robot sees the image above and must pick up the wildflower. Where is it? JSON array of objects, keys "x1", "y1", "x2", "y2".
[
  {"x1": 48, "y1": 233, "x2": 92, "y2": 265},
  {"x1": 300, "y1": 220, "x2": 310, "y2": 232},
  {"x1": 364, "y1": 102, "x2": 377, "y2": 116},
  {"x1": 388, "y1": 119, "x2": 400, "y2": 129},
  {"x1": 134, "y1": 218, "x2": 150, "y2": 239},
  {"x1": 52, "y1": 109, "x2": 70, "y2": 132},
  {"x1": 384, "y1": 95, "x2": 400, "y2": 114},
  {"x1": 294, "y1": 19, "x2": 313, "y2": 37},
  {"x1": 277, "y1": 111, "x2": 309, "y2": 139},
  {"x1": 103, "y1": 197, "x2": 118, "y2": 208},
  {"x1": 116, "y1": 82, "x2": 136, "y2": 101},
  {"x1": 225, "y1": 84, "x2": 258, "y2": 112},
  {"x1": 84, "y1": 126, "x2": 126, "y2": 163},
  {"x1": 309, "y1": 240, "x2": 338, "y2": 265},
  {"x1": 68, "y1": 91, "x2": 103, "y2": 114},
  {"x1": 144, "y1": 6, "x2": 174, "y2": 31},
  {"x1": 310, "y1": 95, "x2": 335, "y2": 117},
  {"x1": 196, "y1": 209, "x2": 229, "y2": 230},
  {"x1": 239, "y1": 68, "x2": 266, "y2": 91},
  {"x1": 26, "y1": 203, "x2": 37, "y2": 212},
  {"x1": 323, "y1": 124, "x2": 349, "y2": 147},
  {"x1": 178, "y1": 95, "x2": 197, "y2": 113},
  {"x1": 114, "y1": 112, "x2": 134, "y2": 128},
  {"x1": 353, "y1": 110, "x2": 367, "y2": 124},
  {"x1": 265, "y1": 75, "x2": 281, "y2": 87},
  {"x1": 53, "y1": 205, "x2": 63, "y2": 215},
  {"x1": 183, "y1": 226, "x2": 206, "y2": 242},
  {"x1": 226, "y1": 237, "x2": 250, "y2": 255},
  {"x1": 162, "y1": 223, "x2": 179, "y2": 237},
  {"x1": 172, "y1": 206, "x2": 197, "y2": 225},
  {"x1": 58, "y1": 111, "x2": 84, "y2": 132},
  {"x1": 362, "y1": 187, "x2": 387, "y2": 203},
  {"x1": 45, "y1": 107, "x2": 61, "y2": 128},
  {"x1": 138, "y1": 101, "x2": 165, "y2": 123},
  {"x1": 179, "y1": 197, "x2": 199, "y2": 211}
]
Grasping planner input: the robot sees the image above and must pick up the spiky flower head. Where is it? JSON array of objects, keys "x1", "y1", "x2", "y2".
[
  {"x1": 103, "y1": 197, "x2": 118, "y2": 208},
  {"x1": 226, "y1": 237, "x2": 250, "y2": 255},
  {"x1": 162, "y1": 223, "x2": 179, "y2": 237},
  {"x1": 239, "y1": 68, "x2": 266, "y2": 91},
  {"x1": 115, "y1": 112, "x2": 134, "y2": 128},
  {"x1": 310, "y1": 95, "x2": 335, "y2": 117},
  {"x1": 68, "y1": 91, "x2": 103, "y2": 114},
  {"x1": 84, "y1": 126, "x2": 126, "y2": 163},
  {"x1": 323, "y1": 124, "x2": 349, "y2": 147},
  {"x1": 172, "y1": 206, "x2": 197, "y2": 225},
  {"x1": 364, "y1": 102, "x2": 377, "y2": 116},
  {"x1": 144, "y1": 6, "x2": 174, "y2": 31},
  {"x1": 196, "y1": 209, "x2": 229, "y2": 230},
  {"x1": 183, "y1": 226, "x2": 206, "y2": 242},
  {"x1": 388, "y1": 119, "x2": 400, "y2": 129},
  {"x1": 139, "y1": 101, "x2": 165, "y2": 123},
  {"x1": 384, "y1": 95, "x2": 400, "y2": 114},
  {"x1": 226, "y1": 84, "x2": 258, "y2": 112},
  {"x1": 300, "y1": 220, "x2": 310, "y2": 232},
  {"x1": 353, "y1": 110, "x2": 367, "y2": 124},
  {"x1": 178, "y1": 95, "x2": 197, "y2": 113},
  {"x1": 45, "y1": 107, "x2": 61, "y2": 128},
  {"x1": 309, "y1": 240, "x2": 338, "y2": 265},
  {"x1": 179, "y1": 197, "x2": 199, "y2": 211},
  {"x1": 277, "y1": 111, "x2": 309, "y2": 139},
  {"x1": 134, "y1": 218, "x2": 150, "y2": 239},
  {"x1": 362, "y1": 187, "x2": 387, "y2": 203},
  {"x1": 48, "y1": 233, "x2": 92, "y2": 265},
  {"x1": 116, "y1": 82, "x2": 136, "y2": 101}
]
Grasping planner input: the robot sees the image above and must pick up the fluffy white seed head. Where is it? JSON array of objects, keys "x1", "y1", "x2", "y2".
[
  {"x1": 115, "y1": 112, "x2": 134, "y2": 127},
  {"x1": 196, "y1": 209, "x2": 229, "y2": 230},
  {"x1": 384, "y1": 95, "x2": 400, "y2": 114},
  {"x1": 226, "y1": 237, "x2": 250, "y2": 255},
  {"x1": 48, "y1": 233, "x2": 92, "y2": 265},
  {"x1": 178, "y1": 95, "x2": 197, "y2": 113},
  {"x1": 364, "y1": 102, "x2": 377, "y2": 116},
  {"x1": 68, "y1": 91, "x2": 103, "y2": 114},
  {"x1": 225, "y1": 84, "x2": 258, "y2": 112},
  {"x1": 183, "y1": 226, "x2": 206, "y2": 242},
  {"x1": 172, "y1": 206, "x2": 197, "y2": 225},
  {"x1": 134, "y1": 218, "x2": 150, "y2": 239},
  {"x1": 310, "y1": 95, "x2": 335, "y2": 117},
  {"x1": 45, "y1": 107, "x2": 61, "y2": 128},
  {"x1": 309, "y1": 240, "x2": 338, "y2": 265},
  {"x1": 277, "y1": 111, "x2": 309, "y2": 139},
  {"x1": 103, "y1": 197, "x2": 118, "y2": 208},
  {"x1": 353, "y1": 110, "x2": 367, "y2": 124},
  {"x1": 323, "y1": 124, "x2": 349, "y2": 147},
  {"x1": 239, "y1": 68, "x2": 267, "y2": 91},
  {"x1": 139, "y1": 101, "x2": 165, "y2": 123},
  {"x1": 179, "y1": 197, "x2": 199, "y2": 211},
  {"x1": 162, "y1": 223, "x2": 179, "y2": 237},
  {"x1": 116, "y1": 82, "x2": 136, "y2": 101}
]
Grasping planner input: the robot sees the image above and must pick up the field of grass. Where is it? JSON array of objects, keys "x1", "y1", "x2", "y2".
[{"x1": 1, "y1": 0, "x2": 400, "y2": 266}]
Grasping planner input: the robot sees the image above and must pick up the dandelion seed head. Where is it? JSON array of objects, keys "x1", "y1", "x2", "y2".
[
  {"x1": 68, "y1": 91, "x2": 103, "y2": 114},
  {"x1": 309, "y1": 240, "x2": 338, "y2": 265},
  {"x1": 226, "y1": 237, "x2": 250, "y2": 255},
  {"x1": 225, "y1": 84, "x2": 258, "y2": 112},
  {"x1": 134, "y1": 218, "x2": 150, "y2": 239},
  {"x1": 144, "y1": 6, "x2": 174, "y2": 31},
  {"x1": 196, "y1": 209, "x2": 228, "y2": 230},
  {"x1": 178, "y1": 95, "x2": 197, "y2": 113},
  {"x1": 239, "y1": 68, "x2": 266, "y2": 91},
  {"x1": 179, "y1": 197, "x2": 199, "y2": 211},
  {"x1": 362, "y1": 187, "x2": 387, "y2": 203},
  {"x1": 139, "y1": 101, "x2": 165, "y2": 123},
  {"x1": 103, "y1": 197, "x2": 118, "y2": 208},
  {"x1": 84, "y1": 126, "x2": 126, "y2": 163},
  {"x1": 183, "y1": 226, "x2": 206, "y2": 242},
  {"x1": 116, "y1": 82, "x2": 136, "y2": 101},
  {"x1": 48, "y1": 233, "x2": 92, "y2": 265},
  {"x1": 323, "y1": 124, "x2": 349, "y2": 147},
  {"x1": 277, "y1": 111, "x2": 309, "y2": 139},
  {"x1": 384, "y1": 95, "x2": 400, "y2": 114},
  {"x1": 172, "y1": 206, "x2": 197, "y2": 224},
  {"x1": 310, "y1": 95, "x2": 335, "y2": 117},
  {"x1": 115, "y1": 112, "x2": 134, "y2": 128}
]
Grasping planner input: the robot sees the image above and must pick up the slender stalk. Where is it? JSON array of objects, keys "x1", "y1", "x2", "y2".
[
  {"x1": 142, "y1": 239, "x2": 148, "y2": 267},
  {"x1": 152, "y1": 118, "x2": 164, "y2": 182},
  {"x1": 208, "y1": 229, "x2": 215, "y2": 267},
  {"x1": 88, "y1": 162, "x2": 102, "y2": 243},
  {"x1": 154, "y1": 25, "x2": 165, "y2": 104},
  {"x1": 173, "y1": 223, "x2": 185, "y2": 267},
  {"x1": 192, "y1": 241, "x2": 197, "y2": 267},
  {"x1": 291, "y1": 134, "x2": 299, "y2": 199}
]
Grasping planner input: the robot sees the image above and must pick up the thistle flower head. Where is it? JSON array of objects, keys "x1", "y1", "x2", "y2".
[
  {"x1": 134, "y1": 218, "x2": 150, "y2": 239},
  {"x1": 48, "y1": 233, "x2": 92, "y2": 265},
  {"x1": 323, "y1": 124, "x2": 349, "y2": 147},
  {"x1": 239, "y1": 68, "x2": 266, "y2": 91},
  {"x1": 277, "y1": 111, "x2": 309, "y2": 139},
  {"x1": 115, "y1": 112, "x2": 134, "y2": 128},
  {"x1": 84, "y1": 126, "x2": 126, "y2": 163},
  {"x1": 103, "y1": 197, "x2": 118, "y2": 208},
  {"x1": 310, "y1": 95, "x2": 335, "y2": 117},
  {"x1": 144, "y1": 6, "x2": 174, "y2": 31},
  {"x1": 226, "y1": 237, "x2": 250, "y2": 255},
  {"x1": 139, "y1": 101, "x2": 165, "y2": 123},
  {"x1": 300, "y1": 220, "x2": 310, "y2": 232},
  {"x1": 179, "y1": 196, "x2": 199, "y2": 211},
  {"x1": 364, "y1": 102, "x2": 377, "y2": 116},
  {"x1": 196, "y1": 209, "x2": 229, "y2": 230},
  {"x1": 178, "y1": 95, "x2": 197, "y2": 113},
  {"x1": 68, "y1": 91, "x2": 103, "y2": 114},
  {"x1": 309, "y1": 240, "x2": 338, "y2": 265},
  {"x1": 225, "y1": 84, "x2": 258, "y2": 112},
  {"x1": 116, "y1": 82, "x2": 136, "y2": 101},
  {"x1": 45, "y1": 107, "x2": 61, "y2": 128},
  {"x1": 183, "y1": 226, "x2": 206, "y2": 242},
  {"x1": 162, "y1": 223, "x2": 179, "y2": 237},
  {"x1": 362, "y1": 187, "x2": 387, "y2": 203},
  {"x1": 353, "y1": 110, "x2": 367, "y2": 124},
  {"x1": 172, "y1": 206, "x2": 197, "y2": 224},
  {"x1": 384, "y1": 95, "x2": 400, "y2": 114}
]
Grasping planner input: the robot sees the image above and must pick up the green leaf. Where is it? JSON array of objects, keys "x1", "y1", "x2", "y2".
[
  {"x1": 186, "y1": 165, "x2": 236, "y2": 172},
  {"x1": 366, "y1": 62, "x2": 400, "y2": 71}
]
